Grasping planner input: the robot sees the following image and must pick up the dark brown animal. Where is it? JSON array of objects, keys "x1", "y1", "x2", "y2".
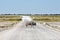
[{"x1": 26, "y1": 22, "x2": 36, "y2": 26}]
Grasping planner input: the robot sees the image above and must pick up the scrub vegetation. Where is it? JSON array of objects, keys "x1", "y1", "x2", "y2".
[{"x1": 0, "y1": 15, "x2": 60, "y2": 22}]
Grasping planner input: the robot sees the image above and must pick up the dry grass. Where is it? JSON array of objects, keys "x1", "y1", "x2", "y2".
[
  {"x1": 0, "y1": 15, "x2": 60, "y2": 31},
  {"x1": 31, "y1": 16, "x2": 60, "y2": 22},
  {"x1": 0, "y1": 15, "x2": 60, "y2": 22}
]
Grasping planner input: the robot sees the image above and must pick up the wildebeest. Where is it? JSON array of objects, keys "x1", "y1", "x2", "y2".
[
  {"x1": 22, "y1": 16, "x2": 36, "y2": 27},
  {"x1": 25, "y1": 22, "x2": 36, "y2": 26}
]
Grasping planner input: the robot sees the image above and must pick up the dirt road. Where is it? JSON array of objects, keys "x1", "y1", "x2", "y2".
[{"x1": 0, "y1": 22, "x2": 60, "y2": 40}]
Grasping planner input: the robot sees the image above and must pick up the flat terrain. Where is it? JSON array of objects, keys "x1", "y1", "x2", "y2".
[
  {"x1": 0, "y1": 22, "x2": 60, "y2": 40},
  {"x1": 0, "y1": 21, "x2": 18, "y2": 32},
  {"x1": 0, "y1": 15, "x2": 60, "y2": 22},
  {"x1": 0, "y1": 15, "x2": 60, "y2": 40}
]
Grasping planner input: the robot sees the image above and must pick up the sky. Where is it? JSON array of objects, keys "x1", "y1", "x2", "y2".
[{"x1": 0, "y1": 0, "x2": 60, "y2": 14}]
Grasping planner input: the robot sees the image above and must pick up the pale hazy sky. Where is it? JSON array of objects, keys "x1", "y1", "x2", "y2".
[{"x1": 0, "y1": 0, "x2": 60, "y2": 14}]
